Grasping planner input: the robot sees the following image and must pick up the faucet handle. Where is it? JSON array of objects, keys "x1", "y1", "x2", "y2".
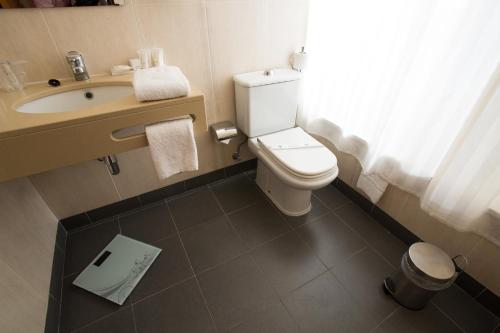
[{"x1": 66, "y1": 51, "x2": 83, "y2": 62}]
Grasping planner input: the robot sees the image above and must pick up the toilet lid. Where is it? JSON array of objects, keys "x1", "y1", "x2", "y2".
[{"x1": 257, "y1": 127, "x2": 337, "y2": 177}]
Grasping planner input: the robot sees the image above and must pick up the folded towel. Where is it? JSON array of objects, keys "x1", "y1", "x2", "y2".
[
  {"x1": 133, "y1": 66, "x2": 190, "y2": 102},
  {"x1": 145, "y1": 118, "x2": 198, "y2": 180}
]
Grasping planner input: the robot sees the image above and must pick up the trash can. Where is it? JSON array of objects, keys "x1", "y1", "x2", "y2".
[{"x1": 383, "y1": 242, "x2": 467, "y2": 310}]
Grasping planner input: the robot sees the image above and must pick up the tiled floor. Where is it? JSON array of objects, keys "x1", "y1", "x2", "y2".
[{"x1": 59, "y1": 171, "x2": 500, "y2": 333}]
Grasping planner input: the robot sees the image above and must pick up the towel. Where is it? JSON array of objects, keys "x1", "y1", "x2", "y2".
[
  {"x1": 133, "y1": 66, "x2": 190, "y2": 102},
  {"x1": 145, "y1": 118, "x2": 198, "y2": 180}
]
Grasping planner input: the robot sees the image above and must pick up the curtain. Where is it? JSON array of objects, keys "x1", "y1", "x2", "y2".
[
  {"x1": 421, "y1": 67, "x2": 500, "y2": 244},
  {"x1": 299, "y1": 0, "x2": 500, "y2": 243}
]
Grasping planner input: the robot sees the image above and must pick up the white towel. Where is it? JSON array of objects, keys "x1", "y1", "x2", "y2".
[
  {"x1": 133, "y1": 66, "x2": 191, "y2": 102},
  {"x1": 145, "y1": 118, "x2": 198, "y2": 179}
]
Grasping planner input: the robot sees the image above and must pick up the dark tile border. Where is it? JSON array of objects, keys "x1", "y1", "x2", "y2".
[
  {"x1": 46, "y1": 223, "x2": 67, "y2": 333},
  {"x1": 59, "y1": 159, "x2": 257, "y2": 232},
  {"x1": 87, "y1": 197, "x2": 141, "y2": 222},
  {"x1": 332, "y1": 179, "x2": 500, "y2": 319},
  {"x1": 60, "y1": 213, "x2": 90, "y2": 231}
]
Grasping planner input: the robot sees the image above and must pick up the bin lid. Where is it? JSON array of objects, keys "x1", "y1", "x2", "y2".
[{"x1": 408, "y1": 242, "x2": 456, "y2": 281}]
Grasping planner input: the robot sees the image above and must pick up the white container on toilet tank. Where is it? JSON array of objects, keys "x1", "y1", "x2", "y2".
[{"x1": 234, "y1": 69, "x2": 301, "y2": 137}]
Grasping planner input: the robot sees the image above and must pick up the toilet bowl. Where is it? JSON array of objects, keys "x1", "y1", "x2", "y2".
[
  {"x1": 234, "y1": 68, "x2": 338, "y2": 216},
  {"x1": 248, "y1": 127, "x2": 338, "y2": 216}
]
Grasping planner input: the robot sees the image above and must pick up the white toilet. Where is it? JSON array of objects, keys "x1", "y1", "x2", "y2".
[{"x1": 234, "y1": 69, "x2": 339, "y2": 216}]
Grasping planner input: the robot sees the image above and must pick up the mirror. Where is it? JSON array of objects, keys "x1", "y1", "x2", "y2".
[{"x1": 0, "y1": 0, "x2": 123, "y2": 8}]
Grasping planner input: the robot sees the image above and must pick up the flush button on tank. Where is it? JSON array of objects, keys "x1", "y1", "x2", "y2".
[{"x1": 264, "y1": 69, "x2": 274, "y2": 76}]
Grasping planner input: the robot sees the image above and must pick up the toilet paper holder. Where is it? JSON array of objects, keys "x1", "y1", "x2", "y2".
[{"x1": 211, "y1": 121, "x2": 238, "y2": 144}]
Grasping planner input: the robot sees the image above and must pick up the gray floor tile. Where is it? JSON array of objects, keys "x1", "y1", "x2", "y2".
[
  {"x1": 130, "y1": 235, "x2": 193, "y2": 302},
  {"x1": 477, "y1": 290, "x2": 500, "y2": 318},
  {"x1": 228, "y1": 302, "x2": 300, "y2": 333},
  {"x1": 181, "y1": 215, "x2": 245, "y2": 274},
  {"x1": 334, "y1": 203, "x2": 392, "y2": 243},
  {"x1": 251, "y1": 232, "x2": 326, "y2": 295},
  {"x1": 314, "y1": 185, "x2": 351, "y2": 210},
  {"x1": 64, "y1": 220, "x2": 120, "y2": 276},
  {"x1": 211, "y1": 174, "x2": 262, "y2": 213},
  {"x1": 59, "y1": 175, "x2": 497, "y2": 333},
  {"x1": 60, "y1": 275, "x2": 124, "y2": 333},
  {"x1": 433, "y1": 284, "x2": 499, "y2": 333},
  {"x1": 371, "y1": 233, "x2": 408, "y2": 269},
  {"x1": 373, "y1": 304, "x2": 463, "y2": 333},
  {"x1": 168, "y1": 187, "x2": 224, "y2": 231},
  {"x1": 74, "y1": 307, "x2": 135, "y2": 333},
  {"x1": 244, "y1": 169, "x2": 257, "y2": 180},
  {"x1": 296, "y1": 212, "x2": 367, "y2": 268},
  {"x1": 282, "y1": 195, "x2": 329, "y2": 228},
  {"x1": 119, "y1": 203, "x2": 176, "y2": 243},
  {"x1": 283, "y1": 272, "x2": 378, "y2": 332},
  {"x1": 330, "y1": 248, "x2": 398, "y2": 322},
  {"x1": 229, "y1": 200, "x2": 290, "y2": 249},
  {"x1": 134, "y1": 279, "x2": 214, "y2": 333},
  {"x1": 198, "y1": 255, "x2": 279, "y2": 331}
]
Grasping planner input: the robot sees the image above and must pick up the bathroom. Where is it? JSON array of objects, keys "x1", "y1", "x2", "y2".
[{"x1": 1, "y1": 0, "x2": 500, "y2": 332}]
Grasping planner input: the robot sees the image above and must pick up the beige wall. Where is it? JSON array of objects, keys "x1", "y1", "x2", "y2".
[
  {"x1": 0, "y1": 178, "x2": 58, "y2": 332},
  {"x1": 316, "y1": 136, "x2": 500, "y2": 296},
  {"x1": 0, "y1": 0, "x2": 309, "y2": 218}
]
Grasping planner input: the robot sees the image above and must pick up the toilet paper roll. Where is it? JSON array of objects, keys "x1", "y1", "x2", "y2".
[{"x1": 292, "y1": 52, "x2": 308, "y2": 72}]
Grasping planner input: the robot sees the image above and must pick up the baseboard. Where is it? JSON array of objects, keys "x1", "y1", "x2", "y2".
[{"x1": 59, "y1": 159, "x2": 257, "y2": 232}]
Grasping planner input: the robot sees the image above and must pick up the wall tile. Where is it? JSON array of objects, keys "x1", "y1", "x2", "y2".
[
  {"x1": 398, "y1": 194, "x2": 481, "y2": 259},
  {"x1": 207, "y1": 0, "x2": 267, "y2": 123},
  {"x1": 0, "y1": 259, "x2": 47, "y2": 333},
  {"x1": 263, "y1": 0, "x2": 309, "y2": 67},
  {"x1": 0, "y1": 178, "x2": 58, "y2": 295},
  {"x1": 133, "y1": 1, "x2": 217, "y2": 124},
  {"x1": 378, "y1": 185, "x2": 410, "y2": 222},
  {"x1": 30, "y1": 160, "x2": 120, "y2": 219},
  {"x1": 207, "y1": 0, "x2": 308, "y2": 124},
  {"x1": 42, "y1": 4, "x2": 143, "y2": 77},
  {"x1": 112, "y1": 147, "x2": 185, "y2": 199},
  {"x1": 0, "y1": 9, "x2": 67, "y2": 82}
]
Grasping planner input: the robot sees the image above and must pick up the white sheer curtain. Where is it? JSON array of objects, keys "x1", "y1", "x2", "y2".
[
  {"x1": 299, "y1": 0, "x2": 500, "y2": 243},
  {"x1": 421, "y1": 67, "x2": 500, "y2": 244}
]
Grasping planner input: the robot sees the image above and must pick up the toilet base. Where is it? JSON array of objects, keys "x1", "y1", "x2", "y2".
[{"x1": 255, "y1": 161, "x2": 312, "y2": 216}]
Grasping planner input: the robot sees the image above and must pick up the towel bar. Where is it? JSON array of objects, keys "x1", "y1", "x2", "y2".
[{"x1": 112, "y1": 114, "x2": 196, "y2": 140}]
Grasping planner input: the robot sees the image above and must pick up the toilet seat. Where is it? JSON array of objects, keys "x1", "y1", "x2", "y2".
[
  {"x1": 254, "y1": 127, "x2": 337, "y2": 178},
  {"x1": 248, "y1": 127, "x2": 338, "y2": 190}
]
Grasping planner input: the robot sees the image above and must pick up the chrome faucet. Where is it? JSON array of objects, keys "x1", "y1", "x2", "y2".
[{"x1": 66, "y1": 51, "x2": 89, "y2": 81}]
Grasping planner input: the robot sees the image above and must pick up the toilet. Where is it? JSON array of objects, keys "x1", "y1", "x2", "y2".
[{"x1": 234, "y1": 69, "x2": 338, "y2": 216}]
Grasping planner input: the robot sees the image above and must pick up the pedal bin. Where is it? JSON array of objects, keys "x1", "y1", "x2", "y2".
[{"x1": 383, "y1": 242, "x2": 467, "y2": 310}]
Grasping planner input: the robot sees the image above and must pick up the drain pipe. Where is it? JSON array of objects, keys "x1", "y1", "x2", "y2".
[
  {"x1": 232, "y1": 137, "x2": 248, "y2": 161},
  {"x1": 98, "y1": 155, "x2": 120, "y2": 175}
]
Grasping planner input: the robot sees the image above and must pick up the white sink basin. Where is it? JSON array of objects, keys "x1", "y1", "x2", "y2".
[{"x1": 16, "y1": 85, "x2": 134, "y2": 114}]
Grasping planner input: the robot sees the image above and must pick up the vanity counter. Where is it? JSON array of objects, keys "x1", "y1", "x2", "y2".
[
  {"x1": 0, "y1": 75, "x2": 207, "y2": 181},
  {"x1": 0, "y1": 75, "x2": 205, "y2": 139}
]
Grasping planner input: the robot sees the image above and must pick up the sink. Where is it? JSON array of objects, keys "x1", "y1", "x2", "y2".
[{"x1": 16, "y1": 85, "x2": 134, "y2": 114}]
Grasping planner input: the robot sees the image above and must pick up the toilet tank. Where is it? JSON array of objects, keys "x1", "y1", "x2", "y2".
[{"x1": 234, "y1": 69, "x2": 301, "y2": 137}]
